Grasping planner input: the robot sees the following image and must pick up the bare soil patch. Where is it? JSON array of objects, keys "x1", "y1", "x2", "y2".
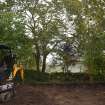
[{"x1": 1, "y1": 84, "x2": 105, "y2": 105}]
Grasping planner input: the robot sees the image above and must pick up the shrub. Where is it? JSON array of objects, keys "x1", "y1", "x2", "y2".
[{"x1": 25, "y1": 70, "x2": 49, "y2": 83}]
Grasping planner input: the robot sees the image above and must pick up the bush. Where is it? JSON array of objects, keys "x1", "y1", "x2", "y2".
[
  {"x1": 25, "y1": 70, "x2": 49, "y2": 83},
  {"x1": 24, "y1": 70, "x2": 105, "y2": 84},
  {"x1": 50, "y1": 72, "x2": 90, "y2": 82},
  {"x1": 92, "y1": 74, "x2": 105, "y2": 81}
]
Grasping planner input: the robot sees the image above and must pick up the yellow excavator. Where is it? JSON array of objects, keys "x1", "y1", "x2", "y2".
[{"x1": 0, "y1": 44, "x2": 24, "y2": 102}]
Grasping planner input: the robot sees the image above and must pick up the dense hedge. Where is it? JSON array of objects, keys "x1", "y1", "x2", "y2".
[
  {"x1": 24, "y1": 70, "x2": 49, "y2": 83},
  {"x1": 50, "y1": 72, "x2": 90, "y2": 81},
  {"x1": 24, "y1": 70, "x2": 105, "y2": 84}
]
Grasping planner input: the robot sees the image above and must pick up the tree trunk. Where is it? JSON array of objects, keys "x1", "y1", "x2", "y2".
[
  {"x1": 42, "y1": 55, "x2": 47, "y2": 72},
  {"x1": 35, "y1": 53, "x2": 40, "y2": 72},
  {"x1": 34, "y1": 44, "x2": 40, "y2": 72}
]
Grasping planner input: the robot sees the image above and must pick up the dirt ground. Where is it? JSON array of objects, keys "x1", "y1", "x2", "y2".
[{"x1": 1, "y1": 84, "x2": 105, "y2": 105}]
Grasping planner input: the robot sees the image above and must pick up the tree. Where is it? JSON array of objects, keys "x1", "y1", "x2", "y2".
[
  {"x1": 62, "y1": 0, "x2": 105, "y2": 80},
  {"x1": 0, "y1": 0, "x2": 33, "y2": 66},
  {"x1": 17, "y1": 0, "x2": 66, "y2": 72}
]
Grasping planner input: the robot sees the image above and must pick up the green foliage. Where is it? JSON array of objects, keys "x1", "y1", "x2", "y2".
[
  {"x1": 63, "y1": 0, "x2": 82, "y2": 15},
  {"x1": 25, "y1": 70, "x2": 49, "y2": 83},
  {"x1": 24, "y1": 70, "x2": 105, "y2": 84},
  {"x1": 50, "y1": 72, "x2": 90, "y2": 82},
  {"x1": 17, "y1": 0, "x2": 67, "y2": 72},
  {"x1": 0, "y1": 1, "x2": 33, "y2": 66},
  {"x1": 84, "y1": 35, "x2": 105, "y2": 80},
  {"x1": 62, "y1": 0, "x2": 105, "y2": 80}
]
